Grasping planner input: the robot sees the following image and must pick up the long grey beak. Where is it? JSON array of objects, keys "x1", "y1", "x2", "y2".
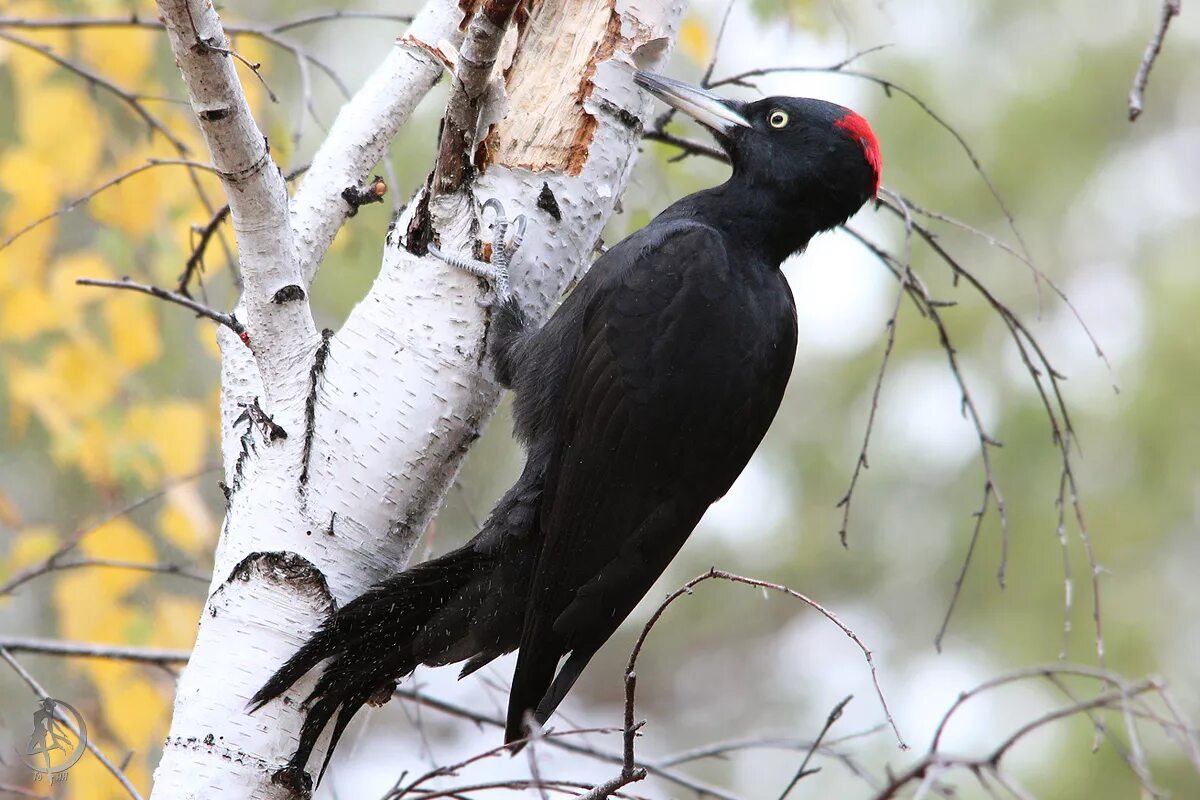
[{"x1": 634, "y1": 71, "x2": 750, "y2": 134}]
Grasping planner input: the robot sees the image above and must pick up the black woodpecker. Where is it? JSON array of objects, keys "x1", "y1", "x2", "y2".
[{"x1": 250, "y1": 69, "x2": 883, "y2": 786}]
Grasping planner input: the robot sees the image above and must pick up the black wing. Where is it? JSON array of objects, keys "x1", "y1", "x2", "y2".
[{"x1": 505, "y1": 221, "x2": 797, "y2": 741}]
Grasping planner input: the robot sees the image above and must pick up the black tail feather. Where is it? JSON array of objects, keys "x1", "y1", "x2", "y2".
[
  {"x1": 504, "y1": 609, "x2": 562, "y2": 747},
  {"x1": 249, "y1": 543, "x2": 493, "y2": 785},
  {"x1": 247, "y1": 628, "x2": 336, "y2": 713},
  {"x1": 251, "y1": 467, "x2": 543, "y2": 784},
  {"x1": 534, "y1": 648, "x2": 594, "y2": 726}
]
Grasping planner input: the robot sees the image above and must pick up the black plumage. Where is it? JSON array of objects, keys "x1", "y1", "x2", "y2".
[{"x1": 250, "y1": 69, "x2": 882, "y2": 786}]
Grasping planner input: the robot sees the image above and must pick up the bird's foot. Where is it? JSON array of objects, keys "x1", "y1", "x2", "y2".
[{"x1": 428, "y1": 198, "x2": 526, "y2": 304}]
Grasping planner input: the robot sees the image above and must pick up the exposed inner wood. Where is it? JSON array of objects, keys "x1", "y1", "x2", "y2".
[{"x1": 477, "y1": 0, "x2": 625, "y2": 176}]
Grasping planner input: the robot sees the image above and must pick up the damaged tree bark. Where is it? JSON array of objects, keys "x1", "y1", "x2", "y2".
[{"x1": 148, "y1": 0, "x2": 684, "y2": 797}]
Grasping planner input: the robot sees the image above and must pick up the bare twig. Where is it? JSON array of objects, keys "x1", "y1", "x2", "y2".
[
  {"x1": 0, "y1": 637, "x2": 191, "y2": 665},
  {"x1": 0, "y1": 648, "x2": 144, "y2": 800},
  {"x1": 777, "y1": 695, "x2": 852, "y2": 799},
  {"x1": 75, "y1": 277, "x2": 248, "y2": 343},
  {"x1": 0, "y1": 159, "x2": 218, "y2": 254},
  {"x1": 393, "y1": 687, "x2": 741, "y2": 800},
  {"x1": 0, "y1": 29, "x2": 189, "y2": 152},
  {"x1": 0, "y1": 466, "x2": 218, "y2": 596},
  {"x1": 628, "y1": 569, "x2": 906, "y2": 750},
  {"x1": 267, "y1": 9, "x2": 414, "y2": 34},
  {"x1": 3, "y1": 558, "x2": 206, "y2": 583},
  {"x1": 835, "y1": 250, "x2": 909, "y2": 547},
  {"x1": 1129, "y1": 0, "x2": 1182, "y2": 121},
  {"x1": 875, "y1": 674, "x2": 1167, "y2": 800}
]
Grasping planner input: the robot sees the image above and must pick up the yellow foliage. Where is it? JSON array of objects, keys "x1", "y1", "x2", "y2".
[
  {"x1": 80, "y1": 517, "x2": 157, "y2": 595},
  {"x1": 5, "y1": 525, "x2": 57, "y2": 574},
  {"x1": 66, "y1": 418, "x2": 122, "y2": 485},
  {"x1": 152, "y1": 594, "x2": 203, "y2": 650},
  {"x1": 104, "y1": 291, "x2": 162, "y2": 370},
  {"x1": 18, "y1": 85, "x2": 104, "y2": 193},
  {"x1": 84, "y1": 27, "x2": 155, "y2": 87},
  {"x1": 107, "y1": 676, "x2": 170, "y2": 750},
  {"x1": 159, "y1": 484, "x2": 215, "y2": 555},
  {"x1": 9, "y1": 336, "x2": 122, "y2": 435},
  {"x1": 124, "y1": 401, "x2": 209, "y2": 477},
  {"x1": 0, "y1": 146, "x2": 62, "y2": 228},
  {"x1": 678, "y1": 16, "x2": 712, "y2": 66},
  {"x1": 53, "y1": 568, "x2": 136, "y2": 643},
  {"x1": 48, "y1": 252, "x2": 116, "y2": 318},
  {"x1": 0, "y1": 487, "x2": 22, "y2": 527},
  {"x1": 90, "y1": 154, "x2": 170, "y2": 242},
  {"x1": 0, "y1": 282, "x2": 58, "y2": 341}
]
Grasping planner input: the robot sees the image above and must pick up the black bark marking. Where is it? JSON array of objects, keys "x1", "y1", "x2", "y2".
[
  {"x1": 404, "y1": 183, "x2": 434, "y2": 255},
  {"x1": 300, "y1": 329, "x2": 334, "y2": 487},
  {"x1": 537, "y1": 182, "x2": 562, "y2": 221},
  {"x1": 235, "y1": 398, "x2": 288, "y2": 442},
  {"x1": 225, "y1": 552, "x2": 333, "y2": 610},
  {"x1": 272, "y1": 284, "x2": 305, "y2": 304}
]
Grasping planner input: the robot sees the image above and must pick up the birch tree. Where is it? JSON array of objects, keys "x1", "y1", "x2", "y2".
[{"x1": 141, "y1": 0, "x2": 685, "y2": 795}]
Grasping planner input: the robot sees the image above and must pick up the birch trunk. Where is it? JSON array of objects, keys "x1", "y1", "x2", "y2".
[{"x1": 149, "y1": 0, "x2": 685, "y2": 796}]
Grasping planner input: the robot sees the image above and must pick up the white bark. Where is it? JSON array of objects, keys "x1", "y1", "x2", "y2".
[
  {"x1": 150, "y1": 0, "x2": 684, "y2": 797},
  {"x1": 290, "y1": 0, "x2": 465, "y2": 284}
]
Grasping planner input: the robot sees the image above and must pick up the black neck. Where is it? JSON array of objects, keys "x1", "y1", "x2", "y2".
[{"x1": 662, "y1": 176, "x2": 825, "y2": 266}]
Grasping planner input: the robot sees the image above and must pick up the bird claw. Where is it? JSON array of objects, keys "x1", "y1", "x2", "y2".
[{"x1": 429, "y1": 198, "x2": 526, "y2": 303}]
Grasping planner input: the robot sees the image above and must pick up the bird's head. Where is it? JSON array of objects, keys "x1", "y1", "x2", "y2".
[{"x1": 635, "y1": 71, "x2": 881, "y2": 235}]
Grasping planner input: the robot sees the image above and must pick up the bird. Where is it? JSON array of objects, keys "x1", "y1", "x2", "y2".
[{"x1": 249, "y1": 69, "x2": 882, "y2": 787}]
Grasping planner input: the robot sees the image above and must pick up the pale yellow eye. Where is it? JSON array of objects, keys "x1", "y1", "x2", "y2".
[{"x1": 768, "y1": 109, "x2": 789, "y2": 128}]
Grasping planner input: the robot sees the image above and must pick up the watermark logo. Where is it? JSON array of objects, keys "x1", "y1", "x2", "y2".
[{"x1": 19, "y1": 698, "x2": 86, "y2": 781}]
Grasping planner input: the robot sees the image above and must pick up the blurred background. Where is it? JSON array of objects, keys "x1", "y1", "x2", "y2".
[{"x1": 1, "y1": 0, "x2": 1197, "y2": 797}]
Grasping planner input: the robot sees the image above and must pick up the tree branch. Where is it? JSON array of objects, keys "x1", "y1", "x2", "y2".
[
  {"x1": 290, "y1": 0, "x2": 468, "y2": 284},
  {"x1": 1129, "y1": 0, "x2": 1182, "y2": 121},
  {"x1": 155, "y1": 0, "x2": 316, "y2": 395},
  {"x1": 0, "y1": 637, "x2": 192, "y2": 665},
  {"x1": 76, "y1": 276, "x2": 248, "y2": 342},
  {"x1": 0, "y1": 648, "x2": 144, "y2": 799}
]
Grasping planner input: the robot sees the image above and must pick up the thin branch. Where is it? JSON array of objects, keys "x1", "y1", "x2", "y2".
[
  {"x1": 0, "y1": 648, "x2": 144, "y2": 800},
  {"x1": 0, "y1": 466, "x2": 218, "y2": 596},
  {"x1": 179, "y1": 163, "x2": 309, "y2": 296},
  {"x1": 835, "y1": 252, "x2": 908, "y2": 547},
  {"x1": 268, "y1": 10, "x2": 414, "y2": 34},
  {"x1": 179, "y1": 3, "x2": 279, "y2": 104},
  {"x1": 393, "y1": 687, "x2": 742, "y2": 800},
  {"x1": 2, "y1": 558, "x2": 207, "y2": 583},
  {"x1": 1129, "y1": 0, "x2": 1182, "y2": 121},
  {"x1": 0, "y1": 159, "x2": 218, "y2": 254},
  {"x1": 628, "y1": 569, "x2": 907, "y2": 750},
  {"x1": 777, "y1": 695, "x2": 852, "y2": 799},
  {"x1": 839, "y1": 222, "x2": 1008, "y2": 648},
  {"x1": 642, "y1": 129, "x2": 726, "y2": 163},
  {"x1": 873, "y1": 678, "x2": 1162, "y2": 800},
  {"x1": 0, "y1": 637, "x2": 191, "y2": 665},
  {"x1": 75, "y1": 277, "x2": 248, "y2": 343},
  {"x1": 0, "y1": 29, "x2": 190, "y2": 152},
  {"x1": 655, "y1": 724, "x2": 887, "y2": 768},
  {"x1": 900, "y1": 194, "x2": 1116, "y2": 391}
]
